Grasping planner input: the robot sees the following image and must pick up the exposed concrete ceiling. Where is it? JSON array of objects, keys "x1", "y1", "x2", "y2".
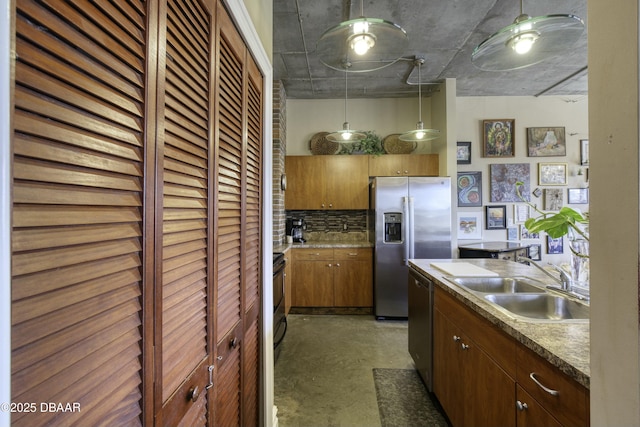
[{"x1": 273, "y1": 0, "x2": 588, "y2": 99}]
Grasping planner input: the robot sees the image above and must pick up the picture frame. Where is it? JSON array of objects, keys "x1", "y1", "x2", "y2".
[
  {"x1": 507, "y1": 226, "x2": 518, "y2": 241},
  {"x1": 483, "y1": 119, "x2": 515, "y2": 157},
  {"x1": 514, "y1": 204, "x2": 529, "y2": 223},
  {"x1": 520, "y1": 225, "x2": 539, "y2": 240},
  {"x1": 544, "y1": 188, "x2": 564, "y2": 211},
  {"x1": 457, "y1": 211, "x2": 483, "y2": 240},
  {"x1": 568, "y1": 188, "x2": 589, "y2": 204},
  {"x1": 485, "y1": 205, "x2": 507, "y2": 229},
  {"x1": 527, "y1": 127, "x2": 566, "y2": 157},
  {"x1": 580, "y1": 139, "x2": 589, "y2": 165},
  {"x1": 547, "y1": 236, "x2": 564, "y2": 254},
  {"x1": 457, "y1": 141, "x2": 472, "y2": 164},
  {"x1": 489, "y1": 163, "x2": 530, "y2": 202},
  {"x1": 532, "y1": 187, "x2": 542, "y2": 198},
  {"x1": 528, "y1": 244, "x2": 542, "y2": 261},
  {"x1": 457, "y1": 172, "x2": 482, "y2": 207},
  {"x1": 539, "y1": 162, "x2": 568, "y2": 185}
]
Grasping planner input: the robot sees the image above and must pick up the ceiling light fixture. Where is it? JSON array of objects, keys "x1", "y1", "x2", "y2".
[
  {"x1": 471, "y1": 0, "x2": 584, "y2": 71},
  {"x1": 326, "y1": 64, "x2": 366, "y2": 144},
  {"x1": 316, "y1": 0, "x2": 408, "y2": 73},
  {"x1": 399, "y1": 58, "x2": 440, "y2": 143}
]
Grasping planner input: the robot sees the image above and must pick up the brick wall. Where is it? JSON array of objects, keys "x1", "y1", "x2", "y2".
[{"x1": 273, "y1": 80, "x2": 286, "y2": 245}]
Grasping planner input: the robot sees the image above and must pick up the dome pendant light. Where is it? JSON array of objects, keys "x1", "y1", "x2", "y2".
[
  {"x1": 399, "y1": 58, "x2": 440, "y2": 143},
  {"x1": 326, "y1": 65, "x2": 366, "y2": 144},
  {"x1": 471, "y1": 0, "x2": 584, "y2": 71},
  {"x1": 316, "y1": 0, "x2": 408, "y2": 73}
]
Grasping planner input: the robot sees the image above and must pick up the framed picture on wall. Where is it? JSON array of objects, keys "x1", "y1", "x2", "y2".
[
  {"x1": 507, "y1": 226, "x2": 518, "y2": 240},
  {"x1": 489, "y1": 163, "x2": 530, "y2": 202},
  {"x1": 544, "y1": 188, "x2": 564, "y2": 211},
  {"x1": 457, "y1": 141, "x2": 472, "y2": 164},
  {"x1": 457, "y1": 172, "x2": 482, "y2": 207},
  {"x1": 528, "y1": 244, "x2": 542, "y2": 261},
  {"x1": 485, "y1": 205, "x2": 507, "y2": 229},
  {"x1": 547, "y1": 236, "x2": 564, "y2": 254},
  {"x1": 580, "y1": 139, "x2": 589, "y2": 165},
  {"x1": 483, "y1": 119, "x2": 515, "y2": 157},
  {"x1": 568, "y1": 188, "x2": 589, "y2": 204},
  {"x1": 457, "y1": 211, "x2": 483, "y2": 239},
  {"x1": 527, "y1": 127, "x2": 566, "y2": 157},
  {"x1": 539, "y1": 162, "x2": 568, "y2": 185}
]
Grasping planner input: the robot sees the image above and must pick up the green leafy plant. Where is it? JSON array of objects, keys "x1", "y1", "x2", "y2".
[
  {"x1": 515, "y1": 181, "x2": 589, "y2": 256},
  {"x1": 340, "y1": 131, "x2": 384, "y2": 155}
]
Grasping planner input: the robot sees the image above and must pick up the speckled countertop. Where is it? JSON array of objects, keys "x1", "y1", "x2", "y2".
[
  {"x1": 409, "y1": 258, "x2": 590, "y2": 389},
  {"x1": 274, "y1": 232, "x2": 373, "y2": 252}
]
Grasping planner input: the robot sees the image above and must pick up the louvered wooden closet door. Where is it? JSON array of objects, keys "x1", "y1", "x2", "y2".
[
  {"x1": 156, "y1": 0, "x2": 213, "y2": 425},
  {"x1": 11, "y1": 1, "x2": 148, "y2": 426}
]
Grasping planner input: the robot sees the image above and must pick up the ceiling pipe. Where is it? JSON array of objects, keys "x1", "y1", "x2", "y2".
[{"x1": 534, "y1": 65, "x2": 588, "y2": 97}]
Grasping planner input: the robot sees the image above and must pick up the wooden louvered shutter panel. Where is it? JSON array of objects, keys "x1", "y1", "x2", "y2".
[
  {"x1": 213, "y1": 3, "x2": 245, "y2": 426},
  {"x1": 11, "y1": 1, "x2": 147, "y2": 426},
  {"x1": 157, "y1": 0, "x2": 212, "y2": 425},
  {"x1": 242, "y1": 55, "x2": 263, "y2": 426}
]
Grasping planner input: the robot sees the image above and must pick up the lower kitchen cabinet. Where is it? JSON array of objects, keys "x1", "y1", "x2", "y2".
[
  {"x1": 432, "y1": 286, "x2": 590, "y2": 427},
  {"x1": 291, "y1": 247, "x2": 372, "y2": 307},
  {"x1": 434, "y1": 304, "x2": 516, "y2": 427}
]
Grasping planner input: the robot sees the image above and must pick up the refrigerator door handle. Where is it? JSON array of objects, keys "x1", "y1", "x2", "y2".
[
  {"x1": 402, "y1": 196, "x2": 409, "y2": 265},
  {"x1": 408, "y1": 197, "x2": 415, "y2": 260}
]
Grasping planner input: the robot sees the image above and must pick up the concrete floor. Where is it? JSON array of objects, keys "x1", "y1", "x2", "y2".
[{"x1": 274, "y1": 314, "x2": 415, "y2": 427}]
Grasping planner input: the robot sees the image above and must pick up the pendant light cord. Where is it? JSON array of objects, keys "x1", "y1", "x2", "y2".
[
  {"x1": 344, "y1": 68, "x2": 348, "y2": 123},
  {"x1": 417, "y1": 61, "x2": 422, "y2": 122}
]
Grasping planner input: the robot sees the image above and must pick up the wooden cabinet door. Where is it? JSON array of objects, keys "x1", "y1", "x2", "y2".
[
  {"x1": 285, "y1": 156, "x2": 326, "y2": 209},
  {"x1": 333, "y1": 248, "x2": 372, "y2": 306},
  {"x1": 433, "y1": 309, "x2": 465, "y2": 427},
  {"x1": 292, "y1": 260, "x2": 334, "y2": 306},
  {"x1": 369, "y1": 154, "x2": 406, "y2": 176},
  {"x1": 516, "y1": 386, "x2": 562, "y2": 427},
  {"x1": 324, "y1": 156, "x2": 369, "y2": 209},
  {"x1": 405, "y1": 154, "x2": 439, "y2": 176}
]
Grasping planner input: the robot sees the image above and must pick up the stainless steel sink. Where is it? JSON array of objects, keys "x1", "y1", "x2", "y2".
[
  {"x1": 484, "y1": 293, "x2": 590, "y2": 322},
  {"x1": 445, "y1": 276, "x2": 546, "y2": 294}
]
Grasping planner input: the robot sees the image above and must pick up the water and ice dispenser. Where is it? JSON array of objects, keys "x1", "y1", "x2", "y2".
[{"x1": 384, "y1": 213, "x2": 403, "y2": 243}]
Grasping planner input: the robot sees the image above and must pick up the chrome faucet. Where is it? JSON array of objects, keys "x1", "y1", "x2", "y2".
[{"x1": 517, "y1": 256, "x2": 568, "y2": 287}]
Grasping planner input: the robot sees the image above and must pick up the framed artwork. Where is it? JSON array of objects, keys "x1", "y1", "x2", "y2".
[
  {"x1": 520, "y1": 225, "x2": 539, "y2": 240},
  {"x1": 544, "y1": 188, "x2": 564, "y2": 211},
  {"x1": 483, "y1": 119, "x2": 515, "y2": 157},
  {"x1": 507, "y1": 226, "x2": 518, "y2": 241},
  {"x1": 527, "y1": 127, "x2": 566, "y2": 157},
  {"x1": 489, "y1": 163, "x2": 530, "y2": 202},
  {"x1": 547, "y1": 236, "x2": 564, "y2": 254},
  {"x1": 532, "y1": 187, "x2": 542, "y2": 198},
  {"x1": 514, "y1": 204, "x2": 529, "y2": 223},
  {"x1": 539, "y1": 162, "x2": 568, "y2": 185},
  {"x1": 457, "y1": 211, "x2": 482, "y2": 239},
  {"x1": 580, "y1": 139, "x2": 589, "y2": 165},
  {"x1": 457, "y1": 141, "x2": 472, "y2": 164},
  {"x1": 486, "y1": 205, "x2": 507, "y2": 229},
  {"x1": 528, "y1": 244, "x2": 542, "y2": 261},
  {"x1": 457, "y1": 172, "x2": 482, "y2": 207},
  {"x1": 568, "y1": 188, "x2": 589, "y2": 204}
]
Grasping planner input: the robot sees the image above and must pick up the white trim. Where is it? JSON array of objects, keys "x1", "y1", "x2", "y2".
[
  {"x1": 0, "y1": 0, "x2": 11, "y2": 425},
  {"x1": 222, "y1": 1, "x2": 274, "y2": 426}
]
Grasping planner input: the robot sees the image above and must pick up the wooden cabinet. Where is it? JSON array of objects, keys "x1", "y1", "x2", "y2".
[
  {"x1": 285, "y1": 155, "x2": 369, "y2": 210},
  {"x1": 432, "y1": 285, "x2": 590, "y2": 427},
  {"x1": 368, "y1": 154, "x2": 439, "y2": 176},
  {"x1": 291, "y1": 247, "x2": 372, "y2": 307},
  {"x1": 434, "y1": 288, "x2": 516, "y2": 427},
  {"x1": 516, "y1": 346, "x2": 589, "y2": 427}
]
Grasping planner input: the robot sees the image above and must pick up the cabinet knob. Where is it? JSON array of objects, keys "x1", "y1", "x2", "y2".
[
  {"x1": 453, "y1": 335, "x2": 461, "y2": 342},
  {"x1": 329, "y1": 203, "x2": 333, "y2": 208},
  {"x1": 516, "y1": 400, "x2": 528, "y2": 411},
  {"x1": 321, "y1": 203, "x2": 325, "y2": 208},
  {"x1": 335, "y1": 263, "x2": 340, "y2": 267},
  {"x1": 187, "y1": 386, "x2": 200, "y2": 402},
  {"x1": 396, "y1": 170, "x2": 401, "y2": 175},
  {"x1": 461, "y1": 343, "x2": 470, "y2": 350}
]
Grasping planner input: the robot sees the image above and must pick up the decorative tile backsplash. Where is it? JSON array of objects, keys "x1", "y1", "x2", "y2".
[{"x1": 286, "y1": 210, "x2": 367, "y2": 233}]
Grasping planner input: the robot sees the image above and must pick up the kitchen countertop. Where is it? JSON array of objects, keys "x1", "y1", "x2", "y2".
[
  {"x1": 273, "y1": 241, "x2": 372, "y2": 253},
  {"x1": 409, "y1": 258, "x2": 590, "y2": 389}
]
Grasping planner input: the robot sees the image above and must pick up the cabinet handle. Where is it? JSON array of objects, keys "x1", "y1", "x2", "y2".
[
  {"x1": 529, "y1": 372, "x2": 560, "y2": 396},
  {"x1": 348, "y1": 252, "x2": 358, "y2": 256},
  {"x1": 187, "y1": 386, "x2": 200, "y2": 402},
  {"x1": 327, "y1": 263, "x2": 332, "y2": 268},
  {"x1": 452, "y1": 335, "x2": 461, "y2": 342},
  {"x1": 321, "y1": 203, "x2": 325, "y2": 208},
  {"x1": 329, "y1": 203, "x2": 333, "y2": 208},
  {"x1": 335, "y1": 263, "x2": 340, "y2": 267},
  {"x1": 516, "y1": 400, "x2": 528, "y2": 411},
  {"x1": 461, "y1": 343, "x2": 470, "y2": 350}
]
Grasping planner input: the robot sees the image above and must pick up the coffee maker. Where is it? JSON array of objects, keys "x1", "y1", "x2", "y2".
[{"x1": 287, "y1": 218, "x2": 305, "y2": 243}]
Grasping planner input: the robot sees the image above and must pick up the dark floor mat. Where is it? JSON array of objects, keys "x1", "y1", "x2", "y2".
[{"x1": 373, "y1": 368, "x2": 449, "y2": 427}]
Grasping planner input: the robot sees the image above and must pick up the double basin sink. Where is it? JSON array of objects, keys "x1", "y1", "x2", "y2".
[{"x1": 444, "y1": 276, "x2": 589, "y2": 322}]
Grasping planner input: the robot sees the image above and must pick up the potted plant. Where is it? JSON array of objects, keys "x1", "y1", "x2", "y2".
[{"x1": 340, "y1": 131, "x2": 384, "y2": 155}]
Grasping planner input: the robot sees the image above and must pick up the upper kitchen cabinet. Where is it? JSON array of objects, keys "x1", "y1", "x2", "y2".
[
  {"x1": 368, "y1": 154, "x2": 439, "y2": 176},
  {"x1": 285, "y1": 155, "x2": 369, "y2": 210}
]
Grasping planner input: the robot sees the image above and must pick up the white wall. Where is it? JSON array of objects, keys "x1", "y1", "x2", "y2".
[{"x1": 588, "y1": 0, "x2": 640, "y2": 425}]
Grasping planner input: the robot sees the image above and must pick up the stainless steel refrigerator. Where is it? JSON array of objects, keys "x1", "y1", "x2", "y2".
[{"x1": 370, "y1": 176, "x2": 452, "y2": 318}]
